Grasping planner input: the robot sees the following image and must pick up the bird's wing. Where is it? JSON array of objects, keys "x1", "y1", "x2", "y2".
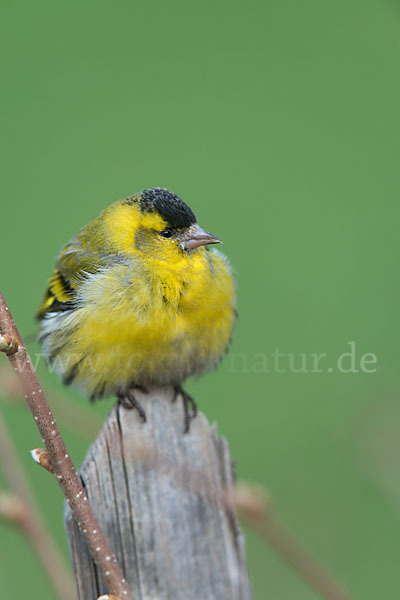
[{"x1": 37, "y1": 237, "x2": 101, "y2": 319}]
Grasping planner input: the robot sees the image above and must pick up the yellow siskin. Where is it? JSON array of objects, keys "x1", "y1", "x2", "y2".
[{"x1": 37, "y1": 188, "x2": 236, "y2": 431}]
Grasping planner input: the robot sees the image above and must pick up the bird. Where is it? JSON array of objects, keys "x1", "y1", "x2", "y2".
[{"x1": 37, "y1": 188, "x2": 236, "y2": 432}]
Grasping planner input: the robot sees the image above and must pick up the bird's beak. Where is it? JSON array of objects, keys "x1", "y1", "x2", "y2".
[{"x1": 180, "y1": 223, "x2": 222, "y2": 250}]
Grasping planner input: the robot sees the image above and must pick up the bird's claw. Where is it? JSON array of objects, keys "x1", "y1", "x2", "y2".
[
  {"x1": 118, "y1": 387, "x2": 147, "y2": 422},
  {"x1": 173, "y1": 385, "x2": 198, "y2": 433}
]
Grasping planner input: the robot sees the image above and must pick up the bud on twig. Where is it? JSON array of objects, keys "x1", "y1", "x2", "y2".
[
  {"x1": 0, "y1": 334, "x2": 19, "y2": 355},
  {"x1": 31, "y1": 448, "x2": 54, "y2": 474}
]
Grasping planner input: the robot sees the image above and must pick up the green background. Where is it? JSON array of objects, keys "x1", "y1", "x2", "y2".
[{"x1": 1, "y1": 1, "x2": 400, "y2": 598}]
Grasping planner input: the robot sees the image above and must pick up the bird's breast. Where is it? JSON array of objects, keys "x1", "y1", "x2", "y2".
[{"x1": 62, "y1": 251, "x2": 235, "y2": 391}]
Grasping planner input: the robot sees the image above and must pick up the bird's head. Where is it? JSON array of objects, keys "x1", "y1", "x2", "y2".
[{"x1": 106, "y1": 188, "x2": 221, "y2": 263}]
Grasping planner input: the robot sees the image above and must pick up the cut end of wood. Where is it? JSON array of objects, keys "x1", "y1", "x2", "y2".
[{"x1": 65, "y1": 386, "x2": 252, "y2": 600}]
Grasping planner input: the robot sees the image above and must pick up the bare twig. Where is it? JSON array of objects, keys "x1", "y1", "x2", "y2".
[
  {"x1": 0, "y1": 491, "x2": 28, "y2": 526},
  {"x1": 0, "y1": 290, "x2": 131, "y2": 600},
  {"x1": 235, "y1": 483, "x2": 354, "y2": 600},
  {"x1": 0, "y1": 411, "x2": 74, "y2": 600}
]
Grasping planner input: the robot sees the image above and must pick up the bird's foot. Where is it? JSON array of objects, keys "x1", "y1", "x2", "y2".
[
  {"x1": 173, "y1": 385, "x2": 198, "y2": 433},
  {"x1": 118, "y1": 386, "x2": 148, "y2": 423}
]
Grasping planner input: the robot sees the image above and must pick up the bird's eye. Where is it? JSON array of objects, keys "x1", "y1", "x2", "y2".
[{"x1": 159, "y1": 229, "x2": 173, "y2": 238}]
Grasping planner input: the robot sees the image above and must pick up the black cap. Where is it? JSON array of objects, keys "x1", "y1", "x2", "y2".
[{"x1": 139, "y1": 188, "x2": 196, "y2": 229}]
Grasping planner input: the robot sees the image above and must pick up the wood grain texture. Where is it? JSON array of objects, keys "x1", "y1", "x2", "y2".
[{"x1": 64, "y1": 387, "x2": 252, "y2": 600}]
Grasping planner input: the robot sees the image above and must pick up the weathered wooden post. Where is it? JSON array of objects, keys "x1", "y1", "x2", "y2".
[{"x1": 65, "y1": 387, "x2": 252, "y2": 600}]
